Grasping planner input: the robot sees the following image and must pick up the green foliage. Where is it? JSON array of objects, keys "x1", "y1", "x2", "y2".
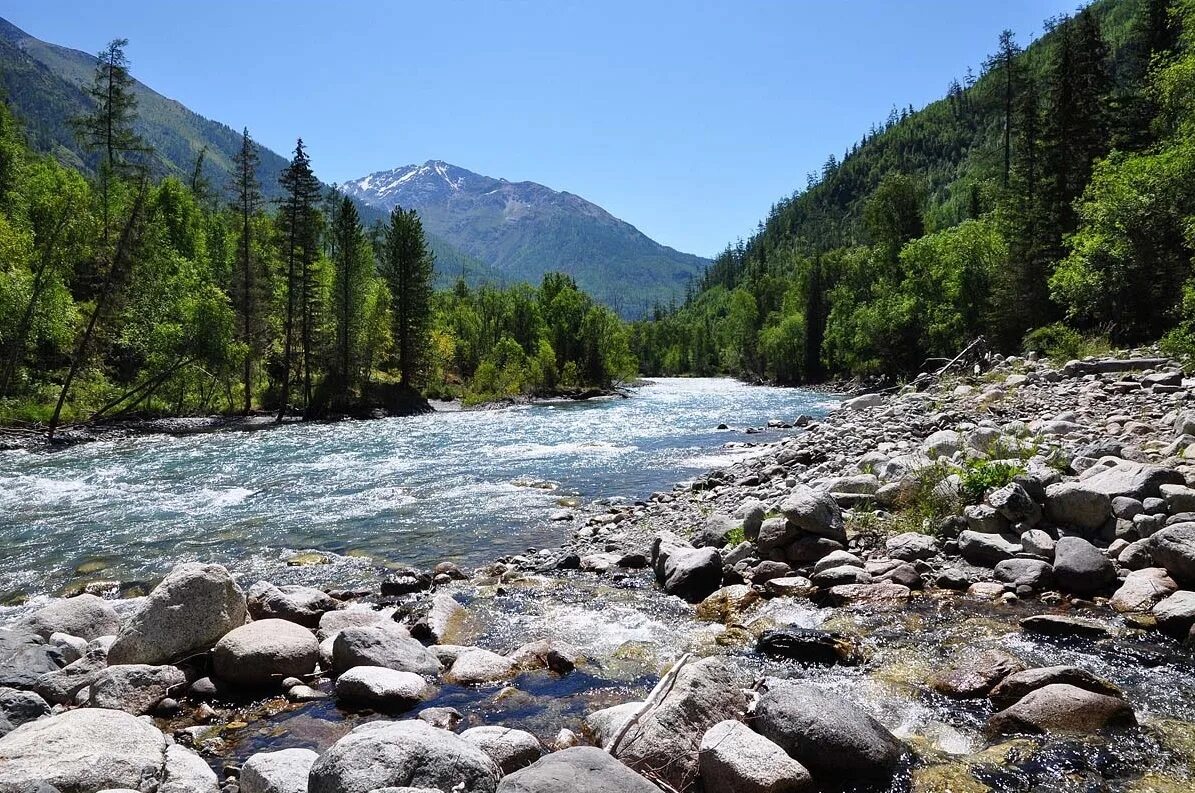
[
  {"x1": 1022, "y1": 322, "x2": 1111, "y2": 362},
  {"x1": 725, "y1": 525, "x2": 746, "y2": 547},
  {"x1": 891, "y1": 462, "x2": 962, "y2": 537},
  {"x1": 959, "y1": 459, "x2": 1025, "y2": 505}
]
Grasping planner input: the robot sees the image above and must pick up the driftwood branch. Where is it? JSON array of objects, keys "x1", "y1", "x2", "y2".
[
  {"x1": 608, "y1": 652, "x2": 692, "y2": 756},
  {"x1": 932, "y1": 335, "x2": 986, "y2": 377}
]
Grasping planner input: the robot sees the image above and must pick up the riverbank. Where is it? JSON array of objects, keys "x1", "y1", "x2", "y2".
[{"x1": 2, "y1": 358, "x2": 1195, "y2": 791}]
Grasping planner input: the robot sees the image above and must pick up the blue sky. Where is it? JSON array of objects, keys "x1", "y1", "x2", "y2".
[{"x1": 4, "y1": 1, "x2": 1076, "y2": 258}]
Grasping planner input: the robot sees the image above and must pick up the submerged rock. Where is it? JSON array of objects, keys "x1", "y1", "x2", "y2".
[
  {"x1": 987, "y1": 683, "x2": 1135, "y2": 734},
  {"x1": 756, "y1": 626, "x2": 858, "y2": 665},
  {"x1": 988, "y1": 666, "x2": 1122, "y2": 710},
  {"x1": 929, "y1": 650, "x2": 1024, "y2": 699}
]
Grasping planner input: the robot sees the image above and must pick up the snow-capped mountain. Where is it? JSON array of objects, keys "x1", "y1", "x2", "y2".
[{"x1": 340, "y1": 161, "x2": 708, "y2": 314}]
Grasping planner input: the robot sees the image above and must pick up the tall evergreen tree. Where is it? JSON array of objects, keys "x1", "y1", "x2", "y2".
[
  {"x1": 986, "y1": 30, "x2": 1023, "y2": 188},
  {"x1": 380, "y1": 207, "x2": 435, "y2": 386},
  {"x1": 276, "y1": 138, "x2": 321, "y2": 420},
  {"x1": 330, "y1": 193, "x2": 372, "y2": 399},
  {"x1": 231, "y1": 128, "x2": 262, "y2": 415}
]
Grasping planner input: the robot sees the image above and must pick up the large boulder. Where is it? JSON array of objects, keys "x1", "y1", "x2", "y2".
[
  {"x1": 993, "y1": 558, "x2": 1054, "y2": 591},
  {"x1": 33, "y1": 644, "x2": 107, "y2": 705},
  {"x1": 0, "y1": 708, "x2": 168, "y2": 791},
  {"x1": 108, "y1": 563, "x2": 247, "y2": 665},
  {"x1": 331, "y1": 626, "x2": 442, "y2": 677},
  {"x1": 410, "y1": 593, "x2": 475, "y2": 645},
  {"x1": 1148, "y1": 523, "x2": 1195, "y2": 585},
  {"x1": 698, "y1": 719, "x2": 813, "y2": 793},
  {"x1": 0, "y1": 687, "x2": 49, "y2": 738},
  {"x1": 1044, "y1": 483, "x2": 1111, "y2": 532},
  {"x1": 162, "y1": 743, "x2": 219, "y2": 793},
  {"x1": 241, "y1": 747, "x2": 319, "y2": 793},
  {"x1": 213, "y1": 619, "x2": 319, "y2": 687},
  {"x1": 753, "y1": 678, "x2": 902, "y2": 783},
  {"x1": 988, "y1": 666, "x2": 1122, "y2": 710},
  {"x1": 1153, "y1": 590, "x2": 1195, "y2": 637},
  {"x1": 929, "y1": 650, "x2": 1024, "y2": 699},
  {"x1": 1079, "y1": 460, "x2": 1184, "y2": 500},
  {"x1": 1053, "y1": 536, "x2": 1117, "y2": 597},
  {"x1": 461, "y1": 726, "x2": 544, "y2": 774},
  {"x1": 608, "y1": 656, "x2": 746, "y2": 790},
  {"x1": 0, "y1": 630, "x2": 63, "y2": 690},
  {"x1": 307, "y1": 719, "x2": 500, "y2": 793},
  {"x1": 446, "y1": 649, "x2": 517, "y2": 685},
  {"x1": 246, "y1": 581, "x2": 343, "y2": 629},
  {"x1": 987, "y1": 683, "x2": 1135, "y2": 734},
  {"x1": 1111, "y1": 568, "x2": 1178, "y2": 613},
  {"x1": 957, "y1": 530, "x2": 1021, "y2": 566},
  {"x1": 885, "y1": 532, "x2": 938, "y2": 562},
  {"x1": 20, "y1": 595, "x2": 120, "y2": 641},
  {"x1": 334, "y1": 666, "x2": 431, "y2": 708},
  {"x1": 779, "y1": 485, "x2": 846, "y2": 542},
  {"x1": 495, "y1": 746, "x2": 658, "y2": 793},
  {"x1": 89, "y1": 663, "x2": 185, "y2": 715},
  {"x1": 660, "y1": 547, "x2": 724, "y2": 603}
]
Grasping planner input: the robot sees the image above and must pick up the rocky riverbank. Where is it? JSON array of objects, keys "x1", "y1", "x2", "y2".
[{"x1": 2, "y1": 352, "x2": 1195, "y2": 792}]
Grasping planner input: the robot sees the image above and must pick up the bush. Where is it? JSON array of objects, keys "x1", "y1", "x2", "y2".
[
  {"x1": 959, "y1": 460, "x2": 1024, "y2": 505},
  {"x1": 892, "y1": 462, "x2": 961, "y2": 536},
  {"x1": 1022, "y1": 323, "x2": 1110, "y2": 363}
]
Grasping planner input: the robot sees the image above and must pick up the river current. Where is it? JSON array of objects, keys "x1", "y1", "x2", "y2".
[{"x1": 0, "y1": 378, "x2": 836, "y2": 604}]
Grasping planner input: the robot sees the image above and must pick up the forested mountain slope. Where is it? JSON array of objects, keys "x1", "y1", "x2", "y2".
[{"x1": 634, "y1": 0, "x2": 1192, "y2": 383}]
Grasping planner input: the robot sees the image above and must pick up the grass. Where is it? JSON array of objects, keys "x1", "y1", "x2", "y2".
[{"x1": 726, "y1": 525, "x2": 746, "y2": 546}]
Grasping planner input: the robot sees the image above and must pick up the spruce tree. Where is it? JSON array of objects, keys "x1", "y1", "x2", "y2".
[
  {"x1": 276, "y1": 138, "x2": 321, "y2": 420},
  {"x1": 231, "y1": 128, "x2": 261, "y2": 414},
  {"x1": 330, "y1": 193, "x2": 371, "y2": 400},
  {"x1": 985, "y1": 30, "x2": 1023, "y2": 188},
  {"x1": 380, "y1": 207, "x2": 435, "y2": 386}
]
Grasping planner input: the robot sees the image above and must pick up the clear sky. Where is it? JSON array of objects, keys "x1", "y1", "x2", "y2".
[{"x1": 3, "y1": 1, "x2": 1076, "y2": 258}]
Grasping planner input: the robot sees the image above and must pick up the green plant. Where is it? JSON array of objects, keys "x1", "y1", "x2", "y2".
[
  {"x1": 725, "y1": 525, "x2": 746, "y2": 546},
  {"x1": 959, "y1": 459, "x2": 1024, "y2": 504},
  {"x1": 892, "y1": 462, "x2": 961, "y2": 536},
  {"x1": 1022, "y1": 323, "x2": 1110, "y2": 363}
]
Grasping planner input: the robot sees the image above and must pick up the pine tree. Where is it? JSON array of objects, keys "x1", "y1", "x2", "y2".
[
  {"x1": 276, "y1": 138, "x2": 321, "y2": 420},
  {"x1": 231, "y1": 128, "x2": 261, "y2": 415},
  {"x1": 985, "y1": 30, "x2": 1023, "y2": 188},
  {"x1": 330, "y1": 193, "x2": 372, "y2": 400},
  {"x1": 380, "y1": 207, "x2": 435, "y2": 386}
]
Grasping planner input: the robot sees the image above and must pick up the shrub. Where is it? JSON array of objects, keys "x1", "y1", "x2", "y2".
[
  {"x1": 725, "y1": 525, "x2": 746, "y2": 546},
  {"x1": 892, "y1": 462, "x2": 961, "y2": 536},
  {"x1": 1022, "y1": 323, "x2": 1109, "y2": 363},
  {"x1": 959, "y1": 459, "x2": 1024, "y2": 505}
]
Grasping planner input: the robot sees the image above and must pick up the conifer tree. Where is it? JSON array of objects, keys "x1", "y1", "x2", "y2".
[
  {"x1": 985, "y1": 30, "x2": 1023, "y2": 188},
  {"x1": 276, "y1": 138, "x2": 321, "y2": 419},
  {"x1": 330, "y1": 193, "x2": 372, "y2": 399},
  {"x1": 380, "y1": 207, "x2": 435, "y2": 386},
  {"x1": 231, "y1": 128, "x2": 261, "y2": 414}
]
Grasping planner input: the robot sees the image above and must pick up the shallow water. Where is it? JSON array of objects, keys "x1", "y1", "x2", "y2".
[{"x1": 0, "y1": 378, "x2": 835, "y2": 604}]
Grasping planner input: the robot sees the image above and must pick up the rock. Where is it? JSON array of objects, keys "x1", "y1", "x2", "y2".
[
  {"x1": 335, "y1": 666, "x2": 432, "y2": 708},
  {"x1": 842, "y1": 393, "x2": 884, "y2": 411},
  {"x1": 585, "y1": 701, "x2": 644, "y2": 747},
  {"x1": 1080, "y1": 459, "x2": 1184, "y2": 500},
  {"x1": 757, "y1": 626, "x2": 857, "y2": 665},
  {"x1": 1020, "y1": 614, "x2": 1110, "y2": 638},
  {"x1": 957, "y1": 530, "x2": 1021, "y2": 566},
  {"x1": 699, "y1": 719, "x2": 813, "y2": 793},
  {"x1": 331, "y1": 626, "x2": 442, "y2": 677},
  {"x1": 736, "y1": 499, "x2": 768, "y2": 540},
  {"x1": 754, "y1": 678, "x2": 902, "y2": 783},
  {"x1": 89, "y1": 663, "x2": 185, "y2": 715},
  {"x1": 885, "y1": 532, "x2": 938, "y2": 561},
  {"x1": 0, "y1": 630, "x2": 63, "y2": 690},
  {"x1": 241, "y1": 748, "x2": 319, "y2": 793},
  {"x1": 162, "y1": 743, "x2": 218, "y2": 793},
  {"x1": 307, "y1": 719, "x2": 499, "y2": 793},
  {"x1": 783, "y1": 534, "x2": 844, "y2": 563},
  {"x1": 0, "y1": 708, "x2": 168, "y2": 791},
  {"x1": 1020, "y1": 529, "x2": 1056, "y2": 561},
  {"x1": 748, "y1": 560, "x2": 794, "y2": 586},
  {"x1": 877, "y1": 562, "x2": 923, "y2": 589},
  {"x1": 417, "y1": 706, "x2": 463, "y2": 731},
  {"x1": 213, "y1": 619, "x2": 319, "y2": 687},
  {"x1": 0, "y1": 687, "x2": 49, "y2": 736},
  {"x1": 1153, "y1": 590, "x2": 1195, "y2": 637},
  {"x1": 446, "y1": 649, "x2": 516, "y2": 685},
  {"x1": 1112, "y1": 497, "x2": 1145, "y2": 520},
  {"x1": 989, "y1": 483, "x2": 1042, "y2": 525},
  {"x1": 694, "y1": 513, "x2": 737, "y2": 548},
  {"x1": 764, "y1": 576, "x2": 815, "y2": 597},
  {"x1": 1053, "y1": 536, "x2": 1117, "y2": 596},
  {"x1": 1148, "y1": 523, "x2": 1195, "y2": 584},
  {"x1": 246, "y1": 581, "x2": 343, "y2": 629},
  {"x1": 929, "y1": 650, "x2": 1025, "y2": 699},
  {"x1": 825, "y1": 582, "x2": 911, "y2": 604},
  {"x1": 33, "y1": 644, "x2": 107, "y2": 704},
  {"x1": 695, "y1": 585, "x2": 760, "y2": 623},
  {"x1": 779, "y1": 484, "x2": 846, "y2": 542},
  {"x1": 963, "y1": 504, "x2": 1010, "y2": 534},
  {"x1": 461, "y1": 726, "x2": 543, "y2": 774},
  {"x1": 812, "y1": 549, "x2": 863, "y2": 574},
  {"x1": 508, "y1": 639, "x2": 579, "y2": 675},
  {"x1": 661, "y1": 546, "x2": 724, "y2": 603},
  {"x1": 988, "y1": 666, "x2": 1122, "y2": 710},
  {"x1": 409, "y1": 593, "x2": 474, "y2": 645},
  {"x1": 380, "y1": 568, "x2": 432, "y2": 596},
  {"x1": 50, "y1": 632, "x2": 88, "y2": 665},
  {"x1": 495, "y1": 746, "x2": 658, "y2": 793},
  {"x1": 1045, "y1": 483, "x2": 1111, "y2": 532},
  {"x1": 108, "y1": 562, "x2": 247, "y2": 665},
  {"x1": 20, "y1": 594, "x2": 120, "y2": 641},
  {"x1": 1111, "y1": 567, "x2": 1178, "y2": 613},
  {"x1": 923, "y1": 430, "x2": 962, "y2": 459},
  {"x1": 317, "y1": 607, "x2": 400, "y2": 641},
  {"x1": 609, "y1": 656, "x2": 746, "y2": 790},
  {"x1": 994, "y1": 558, "x2": 1054, "y2": 590},
  {"x1": 811, "y1": 565, "x2": 872, "y2": 587},
  {"x1": 987, "y1": 683, "x2": 1135, "y2": 734},
  {"x1": 967, "y1": 581, "x2": 1007, "y2": 599}
]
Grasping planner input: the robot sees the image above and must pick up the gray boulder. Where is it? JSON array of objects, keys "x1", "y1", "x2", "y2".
[
  {"x1": 929, "y1": 650, "x2": 1024, "y2": 699},
  {"x1": 496, "y1": 746, "x2": 657, "y2": 793},
  {"x1": 957, "y1": 530, "x2": 1021, "y2": 566},
  {"x1": 994, "y1": 558, "x2": 1054, "y2": 590},
  {"x1": 0, "y1": 629, "x2": 63, "y2": 690},
  {"x1": 0, "y1": 708, "x2": 168, "y2": 791},
  {"x1": 20, "y1": 595, "x2": 119, "y2": 641},
  {"x1": 987, "y1": 683, "x2": 1135, "y2": 734},
  {"x1": 754, "y1": 678, "x2": 902, "y2": 782},
  {"x1": 1045, "y1": 483, "x2": 1111, "y2": 532},
  {"x1": 108, "y1": 562, "x2": 247, "y2": 665},
  {"x1": 989, "y1": 483, "x2": 1042, "y2": 525},
  {"x1": 736, "y1": 499, "x2": 768, "y2": 541},
  {"x1": 661, "y1": 546, "x2": 723, "y2": 603},
  {"x1": 1080, "y1": 459, "x2": 1184, "y2": 500},
  {"x1": 885, "y1": 532, "x2": 937, "y2": 561},
  {"x1": 1148, "y1": 523, "x2": 1195, "y2": 585},
  {"x1": 988, "y1": 666, "x2": 1122, "y2": 710},
  {"x1": 33, "y1": 644, "x2": 107, "y2": 705},
  {"x1": 1110, "y1": 567, "x2": 1177, "y2": 613},
  {"x1": 89, "y1": 663, "x2": 185, "y2": 715},
  {"x1": 307, "y1": 719, "x2": 500, "y2": 793},
  {"x1": 410, "y1": 593, "x2": 474, "y2": 645},
  {"x1": 331, "y1": 626, "x2": 442, "y2": 677},
  {"x1": 213, "y1": 619, "x2": 319, "y2": 687},
  {"x1": 247, "y1": 581, "x2": 343, "y2": 629},
  {"x1": 698, "y1": 719, "x2": 813, "y2": 793},
  {"x1": 694, "y1": 513, "x2": 737, "y2": 549},
  {"x1": 1153, "y1": 590, "x2": 1195, "y2": 637},
  {"x1": 0, "y1": 687, "x2": 49, "y2": 737},
  {"x1": 609, "y1": 656, "x2": 746, "y2": 790},
  {"x1": 241, "y1": 747, "x2": 319, "y2": 793},
  {"x1": 335, "y1": 666, "x2": 431, "y2": 708},
  {"x1": 446, "y1": 649, "x2": 517, "y2": 685},
  {"x1": 1053, "y1": 536, "x2": 1117, "y2": 596},
  {"x1": 779, "y1": 485, "x2": 846, "y2": 542},
  {"x1": 461, "y1": 726, "x2": 544, "y2": 774},
  {"x1": 162, "y1": 744, "x2": 219, "y2": 793}
]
